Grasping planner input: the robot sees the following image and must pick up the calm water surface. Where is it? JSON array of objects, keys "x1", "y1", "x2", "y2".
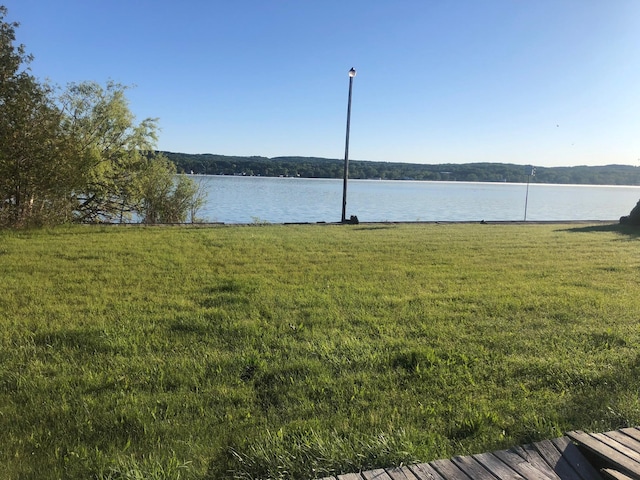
[{"x1": 191, "y1": 175, "x2": 640, "y2": 224}]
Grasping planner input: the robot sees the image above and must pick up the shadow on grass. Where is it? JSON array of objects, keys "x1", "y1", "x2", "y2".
[
  {"x1": 560, "y1": 223, "x2": 640, "y2": 238},
  {"x1": 33, "y1": 329, "x2": 113, "y2": 355},
  {"x1": 352, "y1": 225, "x2": 398, "y2": 231}
]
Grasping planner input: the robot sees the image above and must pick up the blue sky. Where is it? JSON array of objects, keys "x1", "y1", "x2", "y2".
[{"x1": 6, "y1": 1, "x2": 640, "y2": 167}]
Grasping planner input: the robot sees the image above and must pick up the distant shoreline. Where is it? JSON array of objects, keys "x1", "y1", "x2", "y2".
[{"x1": 159, "y1": 151, "x2": 640, "y2": 186}]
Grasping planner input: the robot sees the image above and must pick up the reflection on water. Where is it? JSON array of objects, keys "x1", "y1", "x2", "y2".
[{"x1": 190, "y1": 175, "x2": 640, "y2": 224}]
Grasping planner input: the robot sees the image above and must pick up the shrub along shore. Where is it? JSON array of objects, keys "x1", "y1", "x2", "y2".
[{"x1": 1, "y1": 222, "x2": 639, "y2": 479}]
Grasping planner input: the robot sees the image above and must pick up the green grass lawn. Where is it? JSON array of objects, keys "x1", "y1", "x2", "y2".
[{"x1": 1, "y1": 222, "x2": 639, "y2": 479}]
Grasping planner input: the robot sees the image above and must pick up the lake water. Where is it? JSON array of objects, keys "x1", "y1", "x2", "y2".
[{"x1": 190, "y1": 175, "x2": 640, "y2": 224}]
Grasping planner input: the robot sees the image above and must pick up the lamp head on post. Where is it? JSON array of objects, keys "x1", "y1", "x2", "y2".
[{"x1": 349, "y1": 67, "x2": 356, "y2": 78}]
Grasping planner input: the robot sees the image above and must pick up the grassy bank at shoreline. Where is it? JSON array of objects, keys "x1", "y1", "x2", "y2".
[{"x1": 1, "y1": 223, "x2": 639, "y2": 479}]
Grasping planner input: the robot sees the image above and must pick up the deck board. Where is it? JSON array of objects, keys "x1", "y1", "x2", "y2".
[
  {"x1": 493, "y1": 447, "x2": 561, "y2": 480},
  {"x1": 472, "y1": 451, "x2": 526, "y2": 479},
  {"x1": 620, "y1": 428, "x2": 640, "y2": 444},
  {"x1": 386, "y1": 466, "x2": 420, "y2": 480},
  {"x1": 595, "y1": 433, "x2": 640, "y2": 465},
  {"x1": 604, "y1": 432, "x2": 640, "y2": 459},
  {"x1": 407, "y1": 463, "x2": 446, "y2": 480},
  {"x1": 551, "y1": 436, "x2": 602, "y2": 480},
  {"x1": 531, "y1": 438, "x2": 583, "y2": 480},
  {"x1": 567, "y1": 430, "x2": 640, "y2": 479},
  {"x1": 362, "y1": 469, "x2": 393, "y2": 480},
  {"x1": 601, "y1": 468, "x2": 637, "y2": 480},
  {"x1": 316, "y1": 427, "x2": 640, "y2": 480},
  {"x1": 429, "y1": 458, "x2": 473, "y2": 479},
  {"x1": 513, "y1": 443, "x2": 565, "y2": 479},
  {"x1": 337, "y1": 474, "x2": 364, "y2": 480},
  {"x1": 450, "y1": 455, "x2": 496, "y2": 479}
]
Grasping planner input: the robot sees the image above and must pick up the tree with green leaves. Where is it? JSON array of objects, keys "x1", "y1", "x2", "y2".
[
  {"x1": 0, "y1": 6, "x2": 204, "y2": 227},
  {"x1": 58, "y1": 80, "x2": 161, "y2": 223},
  {"x1": 138, "y1": 156, "x2": 206, "y2": 223},
  {"x1": 0, "y1": 6, "x2": 78, "y2": 226},
  {"x1": 59, "y1": 81, "x2": 206, "y2": 224}
]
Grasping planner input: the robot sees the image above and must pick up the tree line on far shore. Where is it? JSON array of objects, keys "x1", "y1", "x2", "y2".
[{"x1": 165, "y1": 151, "x2": 640, "y2": 186}]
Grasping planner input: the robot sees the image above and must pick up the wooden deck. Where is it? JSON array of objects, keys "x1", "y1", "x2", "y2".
[{"x1": 316, "y1": 427, "x2": 640, "y2": 480}]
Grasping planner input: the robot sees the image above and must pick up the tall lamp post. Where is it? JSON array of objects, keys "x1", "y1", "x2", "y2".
[
  {"x1": 524, "y1": 165, "x2": 536, "y2": 221},
  {"x1": 341, "y1": 67, "x2": 356, "y2": 223}
]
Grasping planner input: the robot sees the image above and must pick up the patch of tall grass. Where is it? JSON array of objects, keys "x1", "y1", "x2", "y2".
[{"x1": 0, "y1": 222, "x2": 639, "y2": 479}]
